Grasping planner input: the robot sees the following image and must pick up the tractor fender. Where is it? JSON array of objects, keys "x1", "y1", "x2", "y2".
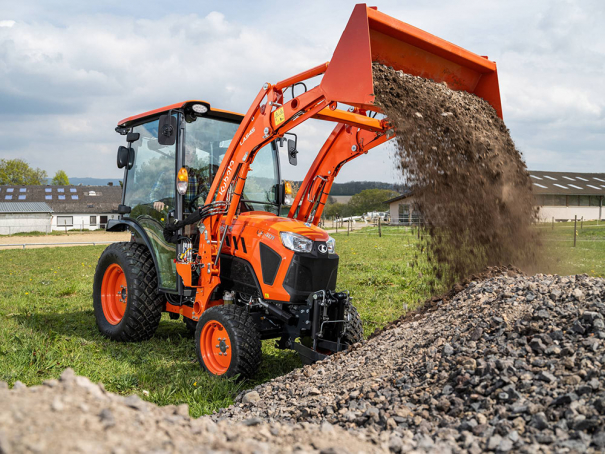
[{"x1": 106, "y1": 218, "x2": 161, "y2": 290}]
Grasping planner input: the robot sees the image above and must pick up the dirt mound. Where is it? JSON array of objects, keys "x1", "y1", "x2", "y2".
[
  {"x1": 372, "y1": 63, "x2": 539, "y2": 281},
  {"x1": 0, "y1": 369, "x2": 384, "y2": 454},
  {"x1": 219, "y1": 272, "x2": 605, "y2": 452}
]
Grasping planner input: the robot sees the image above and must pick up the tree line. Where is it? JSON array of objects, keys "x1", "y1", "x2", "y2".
[{"x1": 0, "y1": 159, "x2": 69, "y2": 185}]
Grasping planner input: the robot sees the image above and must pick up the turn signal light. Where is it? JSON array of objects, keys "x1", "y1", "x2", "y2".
[
  {"x1": 284, "y1": 181, "x2": 292, "y2": 195},
  {"x1": 177, "y1": 167, "x2": 188, "y2": 195}
]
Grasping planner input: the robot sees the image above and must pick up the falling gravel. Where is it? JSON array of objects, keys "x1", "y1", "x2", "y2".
[
  {"x1": 372, "y1": 63, "x2": 539, "y2": 281},
  {"x1": 218, "y1": 269, "x2": 605, "y2": 453}
]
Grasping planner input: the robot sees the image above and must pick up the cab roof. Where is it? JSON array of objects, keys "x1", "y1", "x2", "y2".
[{"x1": 117, "y1": 100, "x2": 244, "y2": 127}]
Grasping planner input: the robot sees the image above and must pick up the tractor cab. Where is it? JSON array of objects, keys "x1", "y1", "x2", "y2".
[{"x1": 113, "y1": 101, "x2": 283, "y2": 292}]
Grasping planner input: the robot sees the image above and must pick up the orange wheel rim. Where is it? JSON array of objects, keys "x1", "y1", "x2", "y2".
[
  {"x1": 101, "y1": 263, "x2": 127, "y2": 325},
  {"x1": 200, "y1": 321, "x2": 232, "y2": 375}
]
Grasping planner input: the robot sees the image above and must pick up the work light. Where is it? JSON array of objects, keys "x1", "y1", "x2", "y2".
[{"x1": 176, "y1": 167, "x2": 188, "y2": 195}]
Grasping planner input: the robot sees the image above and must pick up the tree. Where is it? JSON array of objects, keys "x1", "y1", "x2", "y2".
[
  {"x1": 52, "y1": 170, "x2": 70, "y2": 185},
  {"x1": 0, "y1": 159, "x2": 47, "y2": 185},
  {"x1": 323, "y1": 202, "x2": 352, "y2": 218},
  {"x1": 347, "y1": 189, "x2": 398, "y2": 215}
]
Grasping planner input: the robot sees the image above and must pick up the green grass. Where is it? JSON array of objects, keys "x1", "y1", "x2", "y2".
[
  {"x1": 534, "y1": 220, "x2": 605, "y2": 277},
  {"x1": 0, "y1": 229, "x2": 102, "y2": 237},
  {"x1": 0, "y1": 226, "x2": 436, "y2": 417}
]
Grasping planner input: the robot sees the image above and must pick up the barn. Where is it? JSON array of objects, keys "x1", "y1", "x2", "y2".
[
  {"x1": 0, "y1": 202, "x2": 53, "y2": 235},
  {"x1": 530, "y1": 171, "x2": 604, "y2": 222},
  {"x1": 0, "y1": 185, "x2": 121, "y2": 232},
  {"x1": 385, "y1": 171, "x2": 605, "y2": 225}
]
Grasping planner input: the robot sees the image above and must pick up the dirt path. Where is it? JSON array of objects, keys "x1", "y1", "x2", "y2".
[{"x1": 0, "y1": 231, "x2": 130, "y2": 249}]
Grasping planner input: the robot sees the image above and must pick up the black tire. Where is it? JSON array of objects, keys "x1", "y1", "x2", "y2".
[
  {"x1": 93, "y1": 242, "x2": 164, "y2": 342},
  {"x1": 195, "y1": 305, "x2": 261, "y2": 379},
  {"x1": 183, "y1": 317, "x2": 197, "y2": 334},
  {"x1": 343, "y1": 305, "x2": 364, "y2": 345}
]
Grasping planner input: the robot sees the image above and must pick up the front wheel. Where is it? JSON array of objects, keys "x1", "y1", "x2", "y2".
[
  {"x1": 195, "y1": 305, "x2": 261, "y2": 379},
  {"x1": 343, "y1": 305, "x2": 364, "y2": 345},
  {"x1": 93, "y1": 242, "x2": 164, "y2": 341}
]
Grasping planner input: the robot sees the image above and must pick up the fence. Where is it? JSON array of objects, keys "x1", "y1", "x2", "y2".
[
  {"x1": 0, "y1": 221, "x2": 108, "y2": 236},
  {"x1": 0, "y1": 241, "x2": 117, "y2": 250}
]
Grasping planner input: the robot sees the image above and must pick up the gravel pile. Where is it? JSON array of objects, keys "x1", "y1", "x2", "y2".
[
  {"x1": 0, "y1": 369, "x2": 383, "y2": 454},
  {"x1": 218, "y1": 270, "x2": 605, "y2": 453}
]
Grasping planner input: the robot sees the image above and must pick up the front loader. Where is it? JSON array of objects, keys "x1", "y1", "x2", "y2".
[{"x1": 93, "y1": 4, "x2": 503, "y2": 378}]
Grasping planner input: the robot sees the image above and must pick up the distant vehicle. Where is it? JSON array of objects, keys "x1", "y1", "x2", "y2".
[{"x1": 363, "y1": 211, "x2": 389, "y2": 222}]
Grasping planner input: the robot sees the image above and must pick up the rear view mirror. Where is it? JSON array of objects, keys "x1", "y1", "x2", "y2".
[
  {"x1": 287, "y1": 139, "x2": 298, "y2": 166},
  {"x1": 158, "y1": 114, "x2": 177, "y2": 146},
  {"x1": 117, "y1": 146, "x2": 129, "y2": 169}
]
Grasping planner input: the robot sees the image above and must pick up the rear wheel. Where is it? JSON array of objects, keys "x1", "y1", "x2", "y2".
[
  {"x1": 93, "y1": 242, "x2": 164, "y2": 341},
  {"x1": 195, "y1": 305, "x2": 261, "y2": 379}
]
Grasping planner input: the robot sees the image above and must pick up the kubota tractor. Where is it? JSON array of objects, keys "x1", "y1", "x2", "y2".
[{"x1": 93, "y1": 4, "x2": 502, "y2": 378}]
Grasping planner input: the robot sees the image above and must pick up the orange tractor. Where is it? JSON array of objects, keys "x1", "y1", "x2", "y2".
[{"x1": 93, "y1": 4, "x2": 502, "y2": 377}]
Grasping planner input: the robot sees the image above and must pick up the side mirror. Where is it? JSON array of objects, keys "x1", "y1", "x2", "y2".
[
  {"x1": 158, "y1": 114, "x2": 177, "y2": 146},
  {"x1": 287, "y1": 139, "x2": 298, "y2": 166},
  {"x1": 117, "y1": 146, "x2": 130, "y2": 169}
]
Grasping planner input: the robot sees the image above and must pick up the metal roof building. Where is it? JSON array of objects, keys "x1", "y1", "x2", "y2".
[
  {"x1": 0, "y1": 202, "x2": 54, "y2": 235},
  {"x1": 529, "y1": 171, "x2": 605, "y2": 195},
  {"x1": 0, "y1": 202, "x2": 53, "y2": 213},
  {"x1": 385, "y1": 171, "x2": 605, "y2": 224}
]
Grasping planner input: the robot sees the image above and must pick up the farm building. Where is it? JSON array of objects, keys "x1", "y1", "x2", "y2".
[
  {"x1": 530, "y1": 171, "x2": 604, "y2": 222},
  {"x1": 385, "y1": 171, "x2": 605, "y2": 224},
  {"x1": 0, "y1": 202, "x2": 53, "y2": 235},
  {"x1": 0, "y1": 185, "x2": 121, "y2": 232},
  {"x1": 385, "y1": 192, "x2": 420, "y2": 225}
]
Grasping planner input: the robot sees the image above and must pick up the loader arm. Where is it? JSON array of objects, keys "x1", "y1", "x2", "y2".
[
  {"x1": 186, "y1": 3, "x2": 503, "y2": 318},
  {"x1": 289, "y1": 108, "x2": 393, "y2": 225}
]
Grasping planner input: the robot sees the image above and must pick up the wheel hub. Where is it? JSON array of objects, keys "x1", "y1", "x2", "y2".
[
  {"x1": 100, "y1": 263, "x2": 128, "y2": 325},
  {"x1": 200, "y1": 322, "x2": 232, "y2": 374}
]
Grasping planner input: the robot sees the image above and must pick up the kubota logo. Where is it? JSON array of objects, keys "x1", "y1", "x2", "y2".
[
  {"x1": 239, "y1": 127, "x2": 255, "y2": 146},
  {"x1": 219, "y1": 160, "x2": 235, "y2": 196}
]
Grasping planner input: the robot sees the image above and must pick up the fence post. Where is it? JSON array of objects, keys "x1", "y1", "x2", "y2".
[
  {"x1": 336, "y1": 218, "x2": 338, "y2": 233},
  {"x1": 574, "y1": 215, "x2": 577, "y2": 247},
  {"x1": 552, "y1": 217, "x2": 554, "y2": 230},
  {"x1": 378, "y1": 217, "x2": 382, "y2": 237},
  {"x1": 581, "y1": 216, "x2": 583, "y2": 230}
]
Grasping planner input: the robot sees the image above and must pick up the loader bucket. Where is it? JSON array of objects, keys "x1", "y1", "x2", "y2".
[{"x1": 321, "y1": 4, "x2": 503, "y2": 118}]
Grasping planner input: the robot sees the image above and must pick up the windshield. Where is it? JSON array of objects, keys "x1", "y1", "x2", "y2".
[
  {"x1": 185, "y1": 116, "x2": 279, "y2": 213},
  {"x1": 184, "y1": 116, "x2": 239, "y2": 209},
  {"x1": 241, "y1": 143, "x2": 279, "y2": 213}
]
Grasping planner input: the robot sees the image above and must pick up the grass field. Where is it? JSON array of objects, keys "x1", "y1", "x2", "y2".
[
  {"x1": 0, "y1": 227, "x2": 437, "y2": 417},
  {"x1": 535, "y1": 220, "x2": 605, "y2": 277},
  {"x1": 1, "y1": 223, "x2": 601, "y2": 417}
]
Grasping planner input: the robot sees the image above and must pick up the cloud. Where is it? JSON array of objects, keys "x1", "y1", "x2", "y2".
[{"x1": 0, "y1": 1, "x2": 603, "y2": 183}]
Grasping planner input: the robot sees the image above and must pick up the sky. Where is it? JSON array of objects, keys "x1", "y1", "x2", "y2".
[{"x1": 0, "y1": 0, "x2": 603, "y2": 185}]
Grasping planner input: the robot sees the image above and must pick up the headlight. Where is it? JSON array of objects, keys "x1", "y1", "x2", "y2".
[
  {"x1": 280, "y1": 231, "x2": 313, "y2": 253},
  {"x1": 326, "y1": 236, "x2": 335, "y2": 253}
]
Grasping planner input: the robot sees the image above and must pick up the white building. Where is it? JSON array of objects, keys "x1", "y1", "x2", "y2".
[
  {"x1": 0, "y1": 185, "x2": 122, "y2": 231},
  {"x1": 385, "y1": 193, "x2": 421, "y2": 225},
  {"x1": 530, "y1": 171, "x2": 604, "y2": 222},
  {"x1": 0, "y1": 202, "x2": 53, "y2": 235},
  {"x1": 385, "y1": 171, "x2": 605, "y2": 225}
]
